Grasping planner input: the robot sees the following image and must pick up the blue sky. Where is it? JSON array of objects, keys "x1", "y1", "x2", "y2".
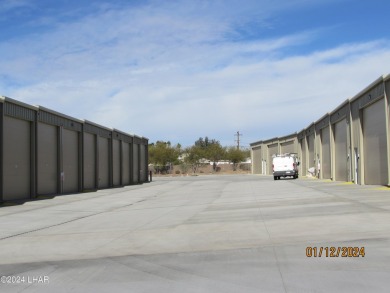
[{"x1": 1, "y1": 0, "x2": 389, "y2": 147}]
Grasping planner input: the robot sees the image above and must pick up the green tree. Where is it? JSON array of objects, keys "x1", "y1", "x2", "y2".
[
  {"x1": 148, "y1": 141, "x2": 181, "y2": 173},
  {"x1": 226, "y1": 147, "x2": 246, "y2": 171},
  {"x1": 183, "y1": 145, "x2": 204, "y2": 174}
]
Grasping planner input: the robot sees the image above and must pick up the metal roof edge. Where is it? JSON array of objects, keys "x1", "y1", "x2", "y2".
[
  {"x1": 2, "y1": 96, "x2": 39, "y2": 111},
  {"x1": 350, "y1": 74, "x2": 387, "y2": 103},
  {"x1": 38, "y1": 106, "x2": 84, "y2": 123}
]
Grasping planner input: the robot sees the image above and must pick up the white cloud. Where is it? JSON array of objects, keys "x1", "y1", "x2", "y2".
[{"x1": 0, "y1": 0, "x2": 389, "y2": 147}]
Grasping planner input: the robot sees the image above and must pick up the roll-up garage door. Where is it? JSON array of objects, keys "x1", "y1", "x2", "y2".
[
  {"x1": 37, "y1": 122, "x2": 58, "y2": 195},
  {"x1": 281, "y1": 141, "x2": 295, "y2": 154},
  {"x1": 113, "y1": 139, "x2": 121, "y2": 186},
  {"x1": 252, "y1": 147, "x2": 261, "y2": 174},
  {"x1": 363, "y1": 98, "x2": 388, "y2": 185},
  {"x1": 321, "y1": 126, "x2": 331, "y2": 179},
  {"x1": 268, "y1": 144, "x2": 278, "y2": 175},
  {"x1": 83, "y1": 133, "x2": 96, "y2": 190},
  {"x1": 62, "y1": 129, "x2": 79, "y2": 193},
  {"x1": 308, "y1": 134, "x2": 315, "y2": 170},
  {"x1": 300, "y1": 139, "x2": 307, "y2": 176},
  {"x1": 122, "y1": 142, "x2": 130, "y2": 185},
  {"x1": 140, "y1": 144, "x2": 146, "y2": 182},
  {"x1": 133, "y1": 144, "x2": 139, "y2": 183},
  {"x1": 98, "y1": 137, "x2": 110, "y2": 188},
  {"x1": 3, "y1": 116, "x2": 30, "y2": 200},
  {"x1": 334, "y1": 119, "x2": 348, "y2": 181}
]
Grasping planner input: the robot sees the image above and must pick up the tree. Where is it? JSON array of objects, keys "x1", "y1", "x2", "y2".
[
  {"x1": 183, "y1": 145, "x2": 204, "y2": 174},
  {"x1": 226, "y1": 147, "x2": 246, "y2": 171},
  {"x1": 148, "y1": 141, "x2": 181, "y2": 173}
]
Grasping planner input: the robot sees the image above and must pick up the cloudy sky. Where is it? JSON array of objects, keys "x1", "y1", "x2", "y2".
[{"x1": 1, "y1": 0, "x2": 389, "y2": 147}]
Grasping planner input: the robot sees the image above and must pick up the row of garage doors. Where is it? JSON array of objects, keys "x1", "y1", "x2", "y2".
[
  {"x1": 252, "y1": 90, "x2": 389, "y2": 186},
  {"x1": 313, "y1": 98, "x2": 387, "y2": 185},
  {"x1": 1, "y1": 98, "x2": 149, "y2": 202}
]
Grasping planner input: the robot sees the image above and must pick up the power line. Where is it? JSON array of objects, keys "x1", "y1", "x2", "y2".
[{"x1": 234, "y1": 131, "x2": 243, "y2": 150}]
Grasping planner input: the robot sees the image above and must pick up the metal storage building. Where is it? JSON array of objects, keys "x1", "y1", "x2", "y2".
[
  {"x1": 250, "y1": 74, "x2": 390, "y2": 186},
  {"x1": 0, "y1": 96, "x2": 149, "y2": 204}
]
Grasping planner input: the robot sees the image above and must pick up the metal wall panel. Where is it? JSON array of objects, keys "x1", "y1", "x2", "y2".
[
  {"x1": 133, "y1": 144, "x2": 139, "y2": 183},
  {"x1": 37, "y1": 122, "x2": 58, "y2": 195},
  {"x1": 112, "y1": 139, "x2": 121, "y2": 186},
  {"x1": 122, "y1": 142, "x2": 130, "y2": 185},
  {"x1": 267, "y1": 144, "x2": 278, "y2": 175},
  {"x1": 252, "y1": 146, "x2": 262, "y2": 174},
  {"x1": 98, "y1": 136, "x2": 110, "y2": 188},
  {"x1": 3, "y1": 116, "x2": 30, "y2": 200},
  {"x1": 321, "y1": 126, "x2": 331, "y2": 179},
  {"x1": 334, "y1": 119, "x2": 348, "y2": 181},
  {"x1": 300, "y1": 139, "x2": 306, "y2": 175},
  {"x1": 363, "y1": 98, "x2": 388, "y2": 185},
  {"x1": 62, "y1": 129, "x2": 79, "y2": 193},
  {"x1": 307, "y1": 134, "x2": 315, "y2": 170},
  {"x1": 83, "y1": 132, "x2": 96, "y2": 190},
  {"x1": 140, "y1": 144, "x2": 146, "y2": 182},
  {"x1": 281, "y1": 141, "x2": 295, "y2": 154}
]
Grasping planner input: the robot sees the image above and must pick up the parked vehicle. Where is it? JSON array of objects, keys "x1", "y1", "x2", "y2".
[{"x1": 272, "y1": 153, "x2": 299, "y2": 180}]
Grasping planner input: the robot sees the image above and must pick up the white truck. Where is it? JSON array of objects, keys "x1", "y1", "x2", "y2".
[{"x1": 272, "y1": 153, "x2": 299, "y2": 180}]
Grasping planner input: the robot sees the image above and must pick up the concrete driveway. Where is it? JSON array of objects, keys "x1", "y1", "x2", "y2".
[{"x1": 1, "y1": 175, "x2": 390, "y2": 292}]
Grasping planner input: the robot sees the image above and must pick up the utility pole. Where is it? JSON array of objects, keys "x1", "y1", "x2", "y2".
[{"x1": 234, "y1": 131, "x2": 242, "y2": 150}]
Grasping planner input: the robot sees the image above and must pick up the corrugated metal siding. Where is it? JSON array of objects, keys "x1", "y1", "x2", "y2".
[
  {"x1": 363, "y1": 98, "x2": 388, "y2": 185},
  {"x1": 38, "y1": 110, "x2": 82, "y2": 132},
  {"x1": 4, "y1": 102, "x2": 35, "y2": 121},
  {"x1": 3, "y1": 116, "x2": 30, "y2": 200}
]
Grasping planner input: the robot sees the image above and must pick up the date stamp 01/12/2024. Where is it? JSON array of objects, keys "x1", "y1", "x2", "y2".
[{"x1": 306, "y1": 246, "x2": 365, "y2": 258}]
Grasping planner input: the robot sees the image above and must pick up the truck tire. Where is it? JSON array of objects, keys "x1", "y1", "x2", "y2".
[{"x1": 274, "y1": 176, "x2": 277, "y2": 180}]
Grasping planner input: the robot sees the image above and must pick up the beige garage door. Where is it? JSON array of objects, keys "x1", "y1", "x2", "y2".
[
  {"x1": 321, "y1": 126, "x2": 331, "y2": 179},
  {"x1": 300, "y1": 139, "x2": 307, "y2": 176},
  {"x1": 334, "y1": 119, "x2": 348, "y2": 181},
  {"x1": 252, "y1": 146, "x2": 262, "y2": 174},
  {"x1": 268, "y1": 144, "x2": 278, "y2": 175},
  {"x1": 281, "y1": 141, "x2": 295, "y2": 154},
  {"x1": 307, "y1": 134, "x2": 315, "y2": 170},
  {"x1": 363, "y1": 98, "x2": 388, "y2": 185}
]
